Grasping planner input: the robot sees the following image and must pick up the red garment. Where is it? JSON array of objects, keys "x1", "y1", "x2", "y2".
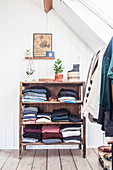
[
  {"x1": 23, "y1": 128, "x2": 41, "y2": 134},
  {"x1": 22, "y1": 119, "x2": 36, "y2": 122},
  {"x1": 42, "y1": 125, "x2": 60, "y2": 133},
  {"x1": 42, "y1": 133, "x2": 63, "y2": 139}
]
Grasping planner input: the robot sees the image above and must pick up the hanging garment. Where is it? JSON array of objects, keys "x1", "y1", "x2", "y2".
[
  {"x1": 83, "y1": 45, "x2": 106, "y2": 122},
  {"x1": 97, "y1": 37, "x2": 113, "y2": 134}
]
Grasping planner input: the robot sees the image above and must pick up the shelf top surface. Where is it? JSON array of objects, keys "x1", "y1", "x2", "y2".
[
  {"x1": 21, "y1": 81, "x2": 85, "y2": 85},
  {"x1": 22, "y1": 141, "x2": 83, "y2": 145},
  {"x1": 22, "y1": 100, "x2": 83, "y2": 104},
  {"x1": 22, "y1": 121, "x2": 83, "y2": 125}
]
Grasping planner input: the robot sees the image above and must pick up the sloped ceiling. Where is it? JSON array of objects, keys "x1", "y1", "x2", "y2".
[
  {"x1": 33, "y1": 0, "x2": 44, "y2": 10},
  {"x1": 53, "y1": 0, "x2": 106, "y2": 52}
]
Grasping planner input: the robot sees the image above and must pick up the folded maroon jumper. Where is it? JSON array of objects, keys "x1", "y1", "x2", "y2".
[
  {"x1": 24, "y1": 125, "x2": 41, "y2": 134},
  {"x1": 42, "y1": 133, "x2": 63, "y2": 140},
  {"x1": 24, "y1": 128, "x2": 41, "y2": 134}
]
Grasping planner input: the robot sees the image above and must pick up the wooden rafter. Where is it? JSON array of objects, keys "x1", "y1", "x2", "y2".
[{"x1": 43, "y1": 0, "x2": 52, "y2": 13}]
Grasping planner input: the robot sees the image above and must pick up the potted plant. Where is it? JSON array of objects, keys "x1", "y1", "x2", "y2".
[{"x1": 53, "y1": 58, "x2": 64, "y2": 82}]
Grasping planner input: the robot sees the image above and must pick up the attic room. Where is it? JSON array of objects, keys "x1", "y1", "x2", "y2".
[{"x1": 0, "y1": 0, "x2": 113, "y2": 169}]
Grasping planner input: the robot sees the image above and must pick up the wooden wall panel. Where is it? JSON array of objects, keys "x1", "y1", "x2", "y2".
[
  {"x1": 0, "y1": 0, "x2": 102, "y2": 149},
  {"x1": 0, "y1": 0, "x2": 7, "y2": 148}
]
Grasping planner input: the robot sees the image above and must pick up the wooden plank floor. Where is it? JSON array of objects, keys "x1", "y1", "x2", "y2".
[{"x1": 0, "y1": 149, "x2": 102, "y2": 170}]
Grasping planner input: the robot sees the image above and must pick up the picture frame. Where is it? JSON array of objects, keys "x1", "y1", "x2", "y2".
[{"x1": 33, "y1": 33, "x2": 52, "y2": 58}]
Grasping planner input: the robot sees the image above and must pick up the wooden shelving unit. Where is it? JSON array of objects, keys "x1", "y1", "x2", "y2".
[{"x1": 19, "y1": 81, "x2": 86, "y2": 159}]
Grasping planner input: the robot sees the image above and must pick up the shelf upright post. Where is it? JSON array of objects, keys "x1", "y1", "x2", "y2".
[{"x1": 19, "y1": 82, "x2": 22, "y2": 159}]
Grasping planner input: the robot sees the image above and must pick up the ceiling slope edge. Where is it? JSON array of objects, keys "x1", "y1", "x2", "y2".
[{"x1": 53, "y1": 0, "x2": 106, "y2": 52}]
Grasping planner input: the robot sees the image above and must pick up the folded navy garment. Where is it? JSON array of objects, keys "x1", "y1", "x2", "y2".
[
  {"x1": 69, "y1": 115, "x2": 83, "y2": 122},
  {"x1": 23, "y1": 132, "x2": 41, "y2": 139},
  {"x1": 22, "y1": 111, "x2": 38, "y2": 116},
  {"x1": 60, "y1": 124, "x2": 81, "y2": 129},
  {"x1": 22, "y1": 116, "x2": 37, "y2": 119},
  {"x1": 52, "y1": 115, "x2": 69, "y2": 121},
  {"x1": 58, "y1": 88, "x2": 78, "y2": 98},
  {"x1": 22, "y1": 88, "x2": 47, "y2": 94},
  {"x1": 63, "y1": 135, "x2": 81, "y2": 141},
  {"x1": 52, "y1": 108, "x2": 68, "y2": 118}
]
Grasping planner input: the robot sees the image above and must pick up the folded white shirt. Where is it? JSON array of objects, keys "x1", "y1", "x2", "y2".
[
  {"x1": 62, "y1": 131, "x2": 80, "y2": 137},
  {"x1": 36, "y1": 118, "x2": 51, "y2": 122}
]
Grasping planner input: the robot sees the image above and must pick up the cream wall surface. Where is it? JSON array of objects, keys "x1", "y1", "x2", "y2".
[{"x1": 0, "y1": 0, "x2": 105, "y2": 149}]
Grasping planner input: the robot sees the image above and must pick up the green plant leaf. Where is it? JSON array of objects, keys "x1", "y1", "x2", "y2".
[{"x1": 53, "y1": 58, "x2": 64, "y2": 74}]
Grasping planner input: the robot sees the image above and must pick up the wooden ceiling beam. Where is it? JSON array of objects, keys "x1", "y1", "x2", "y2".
[{"x1": 43, "y1": 0, "x2": 52, "y2": 13}]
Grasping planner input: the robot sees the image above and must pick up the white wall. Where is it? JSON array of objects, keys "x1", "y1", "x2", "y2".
[{"x1": 0, "y1": 0, "x2": 106, "y2": 149}]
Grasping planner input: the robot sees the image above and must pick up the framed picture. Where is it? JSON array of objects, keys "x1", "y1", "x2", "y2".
[{"x1": 33, "y1": 33, "x2": 52, "y2": 57}]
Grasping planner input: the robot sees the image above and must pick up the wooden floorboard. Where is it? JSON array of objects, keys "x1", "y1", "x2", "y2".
[
  {"x1": 17, "y1": 149, "x2": 35, "y2": 170},
  {"x1": 59, "y1": 149, "x2": 77, "y2": 170},
  {"x1": 32, "y1": 149, "x2": 47, "y2": 170},
  {"x1": 93, "y1": 148, "x2": 98, "y2": 155},
  {"x1": 0, "y1": 149, "x2": 103, "y2": 170},
  {"x1": 2, "y1": 150, "x2": 20, "y2": 170},
  {"x1": 86, "y1": 149, "x2": 102, "y2": 170},
  {"x1": 48, "y1": 149, "x2": 61, "y2": 170},
  {"x1": 71, "y1": 149, "x2": 92, "y2": 170},
  {"x1": 0, "y1": 150, "x2": 12, "y2": 169}
]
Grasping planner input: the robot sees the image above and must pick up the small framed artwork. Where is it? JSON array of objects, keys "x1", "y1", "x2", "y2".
[{"x1": 33, "y1": 33, "x2": 52, "y2": 58}]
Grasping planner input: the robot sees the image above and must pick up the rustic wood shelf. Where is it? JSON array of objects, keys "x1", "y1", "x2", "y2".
[
  {"x1": 22, "y1": 121, "x2": 83, "y2": 125},
  {"x1": 22, "y1": 81, "x2": 84, "y2": 85},
  {"x1": 22, "y1": 100, "x2": 83, "y2": 104},
  {"x1": 25, "y1": 57, "x2": 55, "y2": 60},
  {"x1": 19, "y1": 81, "x2": 86, "y2": 159},
  {"x1": 22, "y1": 140, "x2": 83, "y2": 146}
]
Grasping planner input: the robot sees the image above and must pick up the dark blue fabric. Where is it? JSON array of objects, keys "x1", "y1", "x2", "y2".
[
  {"x1": 22, "y1": 88, "x2": 47, "y2": 94},
  {"x1": 22, "y1": 116, "x2": 36, "y2": 119},
  {"x1": 63, "y1": 135, "x2": 81, "y2": 141},
  {"x1": 58, "y1": 88, "x2": 78, "y2": 98},
  {"x1": 22, "y1": 111, "x2": 37, "y2": 116},
  {"x1": 52, "y1": 115, "x2": 69, "y2": 121}
]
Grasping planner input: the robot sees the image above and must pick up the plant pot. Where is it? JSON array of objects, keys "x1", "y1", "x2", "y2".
[{"x1": 55, "y1": 74, "x2": 63, "y2": 82}]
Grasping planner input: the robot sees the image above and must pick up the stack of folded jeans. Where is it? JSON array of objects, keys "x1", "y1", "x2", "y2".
[
  {"x1": 22, "y1": 86, "x2": 47, "y2": 102},
  {"x1": 58, "y1": 88, "x2": 77, "y2": 103},
  {"x1": 36, "y1": 112, "x2": 51, "y2": 122},
  {"x1": 51, "y1": 108, "x2": 69, "y2": 122},
  {"x1": 60, "y1": 124, "x2": 81, "y2": 143},
  {"x1": 22, "y1": 107, "x2": 38, "y2": 123},
  {"x1": 22, "y1": 125, "x2": 41, "y2": 143},
  {"x1": 42, "y1": 125, "x2": 63, "y2": 144}
]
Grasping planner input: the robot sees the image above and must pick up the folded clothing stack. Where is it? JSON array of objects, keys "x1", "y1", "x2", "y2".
[
  {"x1": 42, "y1": 125, "x2": 62, "y2": 144},
  {"x1": 69, "y1": 114, "x2": 83, "y2": 122},
  {"x1": 22, "y1": 86, "x2": 47, "y2": 102},
  {"x1": 60, "y1": 124, "x2": 81, "y2": 143},
  {"x1": 22, "y1": 125, "x2": 41, "y2": 143},
  {"x1": 36, "y1": 112, "x2": 51, "y2": 122},
  {"x1": 22, "y1": 107, "x2": 38, "y2": 123},
  {"x1": 58, "y1": 88, "x2": 78, "y2": 103},
  {"x1": 51, "y1": 108, "x2": 69, "y2": 122}
]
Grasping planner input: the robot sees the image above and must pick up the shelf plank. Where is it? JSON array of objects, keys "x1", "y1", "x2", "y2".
[
  {"x1": 25, "y1": 57, "x2": 55, "y2": 60},
  {"x1": 22, "y1": 141, "x2": 83, "y2": 146},
  {"x1": 22, "y1": 121, "x2": 83, "y2": 125},
  {"x1": 22, "y1": 81, "x2": 84, "y2": 85},
  {"x1": 22, "y1": 100, "x2": 83, "y2": 104}
]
